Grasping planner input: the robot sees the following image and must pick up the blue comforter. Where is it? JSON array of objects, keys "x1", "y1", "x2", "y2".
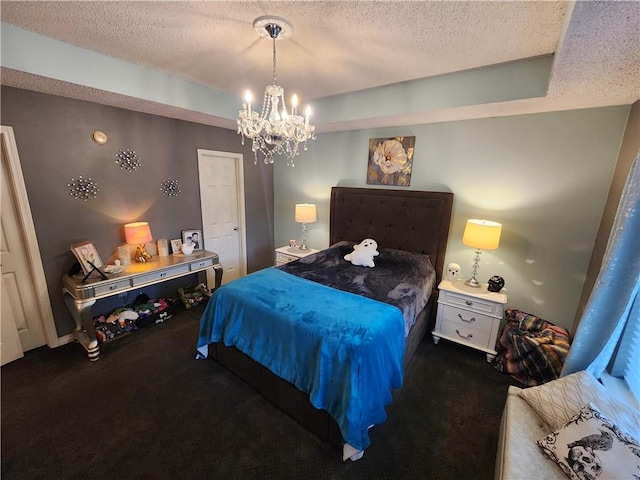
[{"x1": 197, "y1": 267, "x2": 405, "y2": 451}]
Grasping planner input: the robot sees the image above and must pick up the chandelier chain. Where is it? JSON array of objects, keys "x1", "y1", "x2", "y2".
[{"x1": 272, "y1": 36, "x2": 277, "y2": 85}]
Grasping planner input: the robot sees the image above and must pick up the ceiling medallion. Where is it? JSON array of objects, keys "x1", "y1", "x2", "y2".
[{"x1": 237, "y1": 16, "x2": 316, "y2": 167}]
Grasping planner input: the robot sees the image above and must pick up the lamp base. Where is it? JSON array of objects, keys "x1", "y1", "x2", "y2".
[
  {"x1": 134, "y1": 244, "x2": 152, "y2": 263},
  {"x1": 464, "y1": 277, "x2": 482, "y2": 288},
  {"x1": 464, "y1": 248, "x2": 483, "y2": 287},
  {"x1": 298, "y1": 244, "x2": 309, "y2": 251}
]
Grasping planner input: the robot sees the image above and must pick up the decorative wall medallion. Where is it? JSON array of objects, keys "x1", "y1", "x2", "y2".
[
  {"x1": 160, "y1": 178, "x2": 181, "y2": 197},
  {"x1": 68, "y1": 176, "x2": 100, "y2": 201},
  {"x1": 92, "y1": 130, "x2": 108, "y2": 144},
  {"x1": 115, "y1": 149, "x2": 142, "y2": 171}
]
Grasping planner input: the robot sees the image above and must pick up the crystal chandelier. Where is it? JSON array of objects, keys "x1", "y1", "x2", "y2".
[{"x1": 237, "y1": 16, "x2": 316, "y2": 166}]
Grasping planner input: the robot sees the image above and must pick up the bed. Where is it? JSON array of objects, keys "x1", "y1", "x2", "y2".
[{"x1": 197, "y1": 187, "x2": 453, "y2": 459}]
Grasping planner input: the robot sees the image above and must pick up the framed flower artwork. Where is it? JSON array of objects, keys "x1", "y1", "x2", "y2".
[{"x1": 366, "y1": 136, "x2": 415, "y2": 186}]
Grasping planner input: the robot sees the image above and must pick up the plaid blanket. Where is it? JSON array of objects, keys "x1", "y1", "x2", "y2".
[{"x1": 495, "y1": 308, "x2": 571, "y2": 386}]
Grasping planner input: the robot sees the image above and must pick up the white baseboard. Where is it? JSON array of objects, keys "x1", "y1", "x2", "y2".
[{"x1": 55, "y1": 333, "x2": 76, "y2": 347}]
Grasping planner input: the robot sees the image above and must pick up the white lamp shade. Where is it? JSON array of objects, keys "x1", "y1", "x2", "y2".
[
  {"x1": 462, "y1": 219, "x2": 502, "y2": 250},
  {"x1": 295, "y1": 203, "x2": 317, "y2": 223},
  {"x1": 124, "y1": 222, "x2": 153, "y2": 244}
]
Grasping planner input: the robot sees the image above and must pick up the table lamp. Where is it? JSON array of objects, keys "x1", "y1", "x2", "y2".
[
  {"x1": 462, "y1": 219, "x2": 502, "y2": 288},
  {"x1": 124, "y1": 221, "x2": 153, "y2": 262},
  {"x1": 295, "y1": 203, "x2": 317, "y2": 251}
]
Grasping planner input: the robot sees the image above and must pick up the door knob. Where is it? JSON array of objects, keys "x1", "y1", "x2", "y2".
[{"x1": 233, "y1": 226, "x2": 239, "y2": 231}]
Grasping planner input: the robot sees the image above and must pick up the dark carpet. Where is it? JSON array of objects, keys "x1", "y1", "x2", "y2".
[{"x1": 1, "y1": 302, "x2": 519, "y2": 480}]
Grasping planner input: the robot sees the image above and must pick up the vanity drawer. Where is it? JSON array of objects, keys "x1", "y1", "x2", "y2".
[
  {"x1": 440, "y1": 290, "x2": 501, "y2": 315},
  {"x1": 189, "y1": 258, "x2": 214, "y2": 271},
  {"x1": 132, "y1": 264, "x2": 190, "y2": 286},
  {"x1": 94, "y1": 279, "x2": 132, "y2": 296},
  {"x1": 440, "y1": 321, "x2": 491, "y2": 350},
  {"x1": 440, "y1": 304, "x2": 495, "y2": 334}
]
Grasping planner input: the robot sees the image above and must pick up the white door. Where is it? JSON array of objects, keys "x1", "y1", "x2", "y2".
[
  {"x1": 1, "y1": 126, "x2": 55, "y2": 364},
  {"x1": 197, "y1": 149, "x2": 246, "y2": 286}
]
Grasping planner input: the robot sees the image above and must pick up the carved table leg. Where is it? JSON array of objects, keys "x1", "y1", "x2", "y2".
[
  {"x1": 432, "y1": 335, "x2": 440, "y2": 344},
  {"x1": 486, "y1": 353, "x2": 496, "y2": 363},
  {"x1": 63, "y1": 292, "x2": 100, "y2": 361}
]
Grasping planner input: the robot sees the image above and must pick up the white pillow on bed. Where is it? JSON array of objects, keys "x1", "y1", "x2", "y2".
[
  {"x1": 536, "y1": 403, "x2": 640, "y2": 480},
  {"x1": 519, "y1": 370, "x2": 640, "y2": 438}
]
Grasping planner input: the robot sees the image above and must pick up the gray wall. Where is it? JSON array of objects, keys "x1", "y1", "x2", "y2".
[
  {"x1": 1, "y1": 86, "x2": 274, "y2": 337},
  {"x1": 274, "y1": 107, "x2": 631, "y2": 330}
]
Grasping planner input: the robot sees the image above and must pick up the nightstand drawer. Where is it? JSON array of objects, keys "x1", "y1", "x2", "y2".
[
  {"x1": 440, "y1": 321, "x2": 491, "y2": 350},
  {"x1": 440, "y1": 304, "x2": 495, "y2": 334},
  {"x1": 276, "y1": 252, "x2": 300, "y2": 264},
  {"x1": 441, "y1": 290, "x2": 501, "y2": 316}
]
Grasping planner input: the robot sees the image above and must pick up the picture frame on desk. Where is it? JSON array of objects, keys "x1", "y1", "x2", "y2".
[
  {"x1": 70, "y1": 240, "x2": 105, "y2": 275},
  {"x1": 170, "y1": 239, "x2": 182, "y2": 254},
  {"x1": 181, "y1": 229, "x2": 203, "y2": 251}
]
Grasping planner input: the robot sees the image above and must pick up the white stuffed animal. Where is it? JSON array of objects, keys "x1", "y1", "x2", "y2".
[
  {"x1": 446, "y1": 262, "x2": 461, "y2": 282},
  {"x1": 344, "y1": 239, "x2": 379, "y2": 268}
]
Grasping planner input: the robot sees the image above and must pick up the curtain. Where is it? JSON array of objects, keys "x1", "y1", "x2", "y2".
[{"x1": 562, "y1": 153, "x2": 640, "y2": 378}]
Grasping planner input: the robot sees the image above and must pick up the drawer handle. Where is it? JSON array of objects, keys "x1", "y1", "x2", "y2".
[
  {"x1": 465, "y1": 300, "x2": 473, "y2": 306},
  {"x1": 109, "y1": 285, "x2": 117, "y2": 290},
  {"x1": 458, "y1": 313, "x2": 476, "y2": 323},
  {"x1": 455, "y1": 329, "x2": 473, "y2": 340},
  {"x1": 160, "y1": 272, "x2": 167, "y2": 278}
]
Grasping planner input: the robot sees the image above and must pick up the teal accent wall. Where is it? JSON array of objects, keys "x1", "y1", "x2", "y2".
[{"x1": 274, "y1": 107, "x2": 629, "y2": 329}]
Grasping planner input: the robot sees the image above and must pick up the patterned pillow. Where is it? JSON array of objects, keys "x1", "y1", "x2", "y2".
[
  {"x1": 537, "y1": 403, "x2": 640, "y2": 480},
  {"x1": 519, "y1": 370, "x2": 640, "y2": 438}
]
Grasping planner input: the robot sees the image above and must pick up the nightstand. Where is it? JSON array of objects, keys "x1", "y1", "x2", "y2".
[
  {"x1": 432, "y1": 280, "x2": 507, "y2": 362},
  {"x1": 274, "y1": 246, "x2": 319, "y2": 266}
]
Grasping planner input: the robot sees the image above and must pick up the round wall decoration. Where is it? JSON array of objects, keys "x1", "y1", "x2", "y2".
[
  {"x1": 116, "y1": 149, "x2": 142, "y2": 171},
  {"x1": 92, "y1": 131, "x2": 108, "y2": 144},
  {"x1": 160, "y1": 178, "x2": 181, "y2": 197},
  {"x1": 68, "y1": 176, "x2": 100, "y2": 201}
]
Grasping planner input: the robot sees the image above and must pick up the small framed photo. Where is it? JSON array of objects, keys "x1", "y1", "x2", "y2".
[
  {"x1": 70, "y1": 241, "x2": 105, "y2": 275},
  {"x1": 170, "y1": 239, "x2": 182, "y2": 254},
  {"x1": 181, "y1": 229, "x2": 203, "y2": 251}
]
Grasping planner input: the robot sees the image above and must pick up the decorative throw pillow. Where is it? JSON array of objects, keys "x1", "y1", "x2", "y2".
[
  {"x1": 519, "y1": 370, "x2": 640, "y2": 439},
  {"x1": 537, "y1": 403, "x2": 640, "y2": 480},
  {"x1": 344, "y1": 238, "x2": 379, "y2": 268}
]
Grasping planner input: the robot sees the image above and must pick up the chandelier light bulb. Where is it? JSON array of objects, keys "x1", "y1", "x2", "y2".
[
  {"x1": 245, "y1": 90, "x2": 252, "y2": 115},
  {"x1": 305, "y1": 106, "x2": 311, "y2": 126},
  {"x1": 292, "y1": 94, "x2": 298, "y2": 113}
]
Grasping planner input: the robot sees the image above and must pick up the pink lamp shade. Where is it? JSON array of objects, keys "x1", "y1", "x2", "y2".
[{"x1": 124, "y1": 222, "x2": 153, "y2": 245}]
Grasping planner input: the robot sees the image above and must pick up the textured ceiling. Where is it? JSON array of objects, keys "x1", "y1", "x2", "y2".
[{"x1": 1, "y1": 1, "x2": 639, "y2": 131}]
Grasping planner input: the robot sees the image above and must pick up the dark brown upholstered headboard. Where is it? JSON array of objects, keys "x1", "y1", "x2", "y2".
[{"x1": 330, "y1": 187, "x2": 454, "y2": 283}]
